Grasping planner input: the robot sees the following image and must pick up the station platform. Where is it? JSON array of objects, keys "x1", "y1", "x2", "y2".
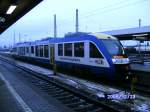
[
  {"x1": 0, "y1": 60, "x2": 74, "y2": 112},
  {"x1": 0, "y1": 78, "x2": 23, "y2": 112}
]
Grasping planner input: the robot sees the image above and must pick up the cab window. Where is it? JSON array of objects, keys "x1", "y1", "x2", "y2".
[{"x1": 90, "y1": 42, "x2": 103, "y2": 58}]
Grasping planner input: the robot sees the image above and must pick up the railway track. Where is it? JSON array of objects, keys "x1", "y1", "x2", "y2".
[
  {"x1": 1, "y1": 55, "x2": 150, "y2": 112},
  {"x1": 1, "y1": 54, "x2": 150, "y2": 96},
  {"x1": 0, "y1": 56, "x2": 131, "y2": 112}
]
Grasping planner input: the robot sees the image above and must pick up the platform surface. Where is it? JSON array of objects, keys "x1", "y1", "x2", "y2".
[
  {"x1": 0, "y1": 60, "x2": 74, "y2": 112},
  {"x1": 0, "y1": 78, "x2": 24, "y2": 112}
]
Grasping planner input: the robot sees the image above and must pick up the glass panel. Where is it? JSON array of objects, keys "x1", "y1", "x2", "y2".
[
  {"x1": 90, "y1": 42, "x2": 103, "y2": 58},
  {"x1": 58, "y1": 44, "x2": 63, "y2": 56},
  {"x1": 64, "y1": 43, "x2": 72, "y2": 56},
  {"x1": 35, "y1": 46, "x2": 38, "y2": 56},
  {"x1": 40, "y1": 45, "x2": 43, "y2": 57},
  {"x1": 44, "y1": 45, "x2": 48, "y2": 58},
  {"x1": 102, "y1": 40, "x2": 125, "y2": 56},
  {"x1": 74, "y1": 42, "x2": 84, "y2": 57},
  {"x1": 31, "y1": 46, "x2": 34, "y2": 54},
  {"x1": 26, "y1": 47, "x2": 29, "y2": 53}
]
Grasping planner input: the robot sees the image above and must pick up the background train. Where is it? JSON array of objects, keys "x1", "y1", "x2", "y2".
[
  {"x1": 11, "y1": 32, "x2": 131, "y2": 81},
  {"x1": 121, "y1": 40, "x2": 150, "y2": 54}
]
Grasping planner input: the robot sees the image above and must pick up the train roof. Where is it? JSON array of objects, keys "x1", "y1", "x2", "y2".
[
  {"x1": 90, "y1": 33, "x2": 117, "y2": 40},
  {"x1": 65, "y1": 32, "x2": 117, "y2": 40},
  {"x1": 14, "y1": 32, "x2": 117, "y2": 47},
  {"x1": 14, "y1": 42, "x2": 31, "y2": 47}
]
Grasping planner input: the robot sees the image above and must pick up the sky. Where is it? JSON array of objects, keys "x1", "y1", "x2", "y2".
[{"x1": 0, "y1": 0, "x2": 150, "y2": 47}]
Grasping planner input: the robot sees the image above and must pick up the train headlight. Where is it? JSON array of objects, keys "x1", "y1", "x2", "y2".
[
  {"x1": 112, "y1": 59, "x2": 117, "y2": 64},
  {"x1": 112, "y1": 58, "x2": 129, "y2": 64}
]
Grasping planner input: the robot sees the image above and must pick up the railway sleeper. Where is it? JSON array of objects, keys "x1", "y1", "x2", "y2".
[
  {"x1": 60, "y1": 97, "x2": 80, "y2": 103},
  {"x1": 46, "y1": 87, "x2": 62, "y2": 92},
  {"x1": 44, "y1": 88, "x2": 64, "y2": 93},
  {"x1": 66, "y1": 102, "x2": 87, "y2": 108},
  {"x1": 74, "y1": 103, "x2": 94, "y2": 111},
  {"x1": 54, "y1": 91, "x2": 70, "y2": 96},
  {"x1": 58, "y1": 95, "x2": 78, "y2": 100},
  {"x1": 54, "y1": 93, "x2": 73, "y2": 98},
  {"x1": 87, "y1": 107, "x2": 104, "y2": 112},
  {"x1": 65, "y1": 100, "x2": 86, "y2": 107},
  {"x1": 45, "y1": 86, "x2": 58, "y2": 89}
]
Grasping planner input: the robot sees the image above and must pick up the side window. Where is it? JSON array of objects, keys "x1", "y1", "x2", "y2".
[
  {"x1": 21, "y1": 47, "x2": 22, "y2": 55},
  {"x1": 18, "y1": 47, "x2": 20, "y2": 54},
  {"x1": 35, "y1": 46, "x2": 38, "y2": 56},
  {"x1": 13, "y1": 47, "x2": 17, "y2": 53},
  {"x1": 26, "y1": 47, "x2": 29, "y2": 53},
  {"x1": 90, "y1": 42, "x2": 103, "y2": 58},
  {"x1": 64, "y1": 43, "x2": 72, "y2": 56},
  {"x1": 58, "y1": 44, "x2": 63, "y2": 56},
  {"x1": 20, "y1": 47, "x2": 22, "y2": 55},
  {"x1": 74, "y1": 42, "x2": 84, "y2": 57},
  {"x1": 31, "y1": 46, "x2": 34, "y2": 54},
  {"x1": 18, "y1": 47, "x2": 20, "y2": 55},
  {"x1": 44, "y1": 45, "x2": 48, "y2": 58},
  {"x1": 23, "y1": 47, "x2": 24, "y2": 55},
  {"x1": 40, "y1": 45, "x2": 43, "y2": 57}
]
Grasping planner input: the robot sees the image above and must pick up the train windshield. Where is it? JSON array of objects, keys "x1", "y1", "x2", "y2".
[{"x1": 102, "y1": 39, "x2": 125, "y2": 56}]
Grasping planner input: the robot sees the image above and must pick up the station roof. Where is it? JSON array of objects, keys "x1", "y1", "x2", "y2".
[
  {"x1": 0, "y1": 0, "x2": 43, "y2": 34},
  {"x1": 101, "y1": 26, "x2": 150, "y2": 40}
]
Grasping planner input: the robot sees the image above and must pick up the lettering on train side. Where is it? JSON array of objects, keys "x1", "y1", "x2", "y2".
[
  {"x1": 95, "y1": 60, "x2": 104, "y2": 65},
  {"x1": 60, "y1": 57, "x2": 80, "y2": 62}
]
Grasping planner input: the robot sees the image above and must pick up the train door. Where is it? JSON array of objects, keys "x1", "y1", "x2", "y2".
[{"x1": 50, "y1": 44, "x2": 55, "y2": 65}]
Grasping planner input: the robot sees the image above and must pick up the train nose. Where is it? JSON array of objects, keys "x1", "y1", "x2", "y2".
[
  {"x1": 114, "y1": 64, "x2": 130, "y2": 73},
  {"x1": 114, "y1": 64, "x2": 131, "y2": 80},
  {"x1": 111, "y1": 55, "x2": 131, "y2": 80}
]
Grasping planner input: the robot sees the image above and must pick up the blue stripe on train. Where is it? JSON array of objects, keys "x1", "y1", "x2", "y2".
[
  {"x1": 56, "y1": 61, "x2": 115, "y2": 77},
  {"x1": 15, "y1": 55, "x2": 116, "y2": 79}
]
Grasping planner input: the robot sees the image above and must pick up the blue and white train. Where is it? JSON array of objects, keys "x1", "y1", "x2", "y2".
[{"x1": 12, "y1": 32, "x2": 131, "y2": 80}]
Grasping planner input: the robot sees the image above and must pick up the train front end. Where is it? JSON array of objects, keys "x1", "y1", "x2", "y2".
[{"x1": 101, "y1": 37, "x2": 131, "y2": 81}]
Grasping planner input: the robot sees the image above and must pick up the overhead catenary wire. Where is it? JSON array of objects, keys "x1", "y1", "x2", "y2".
[
  {"x1": 58, "y1": 0, "x2": 149, "y2": 29},
  {"x1": 60, "y1": 0, "x2": 131, "y2": 24},
  {"x1": 80, "y1": 0, "x2": 149, "y2": 19}
]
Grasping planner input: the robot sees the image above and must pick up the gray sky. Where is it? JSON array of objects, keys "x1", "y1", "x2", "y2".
[{"x1": 0, "y1": 0, "x2": 150, "y2": 46}]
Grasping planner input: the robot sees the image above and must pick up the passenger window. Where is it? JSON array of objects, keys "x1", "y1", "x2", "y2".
[
  {"x1": 23, "y1": 47, "x2": 25, "y2": 55},
  {"x1": 31, "y1": 46, "x2": 34, "y2": 54},
  {"x1": 22, "y1": 48, "x2": 24, "y2": 55},
  {"x1": 13, "y1": 47, "x2": 17, "y2": 53},
  {"x1": 18, "y1": 47, "x2": 20, "y2": 55},
  {"x1": 58, "y1": 44, "x2": 63, "y2": 56},
  {"x1": 64, "y1": 43, "x2": 72, "y2": 56},
  {"x1": 44, "y1": 45, "x2": 49, "y2": 58},
  {"x1": 35, "y1": 46, "x2": 38, "y2": 56},
  {"x1": 20, "y1": 47, "x2": 22, "y2": 55},
  {"x1": 40, "y1": 45, "x2": 43, "y2": 57},
  {"x1": 26, "y1": 47, "x2": 29, "y2": 53},
  {"x1": 74, "y1": 42, "x2": 84, "y2": 57},
  {"x1": 90, "y1": 42, "x2": 103, "y2": 58}
]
